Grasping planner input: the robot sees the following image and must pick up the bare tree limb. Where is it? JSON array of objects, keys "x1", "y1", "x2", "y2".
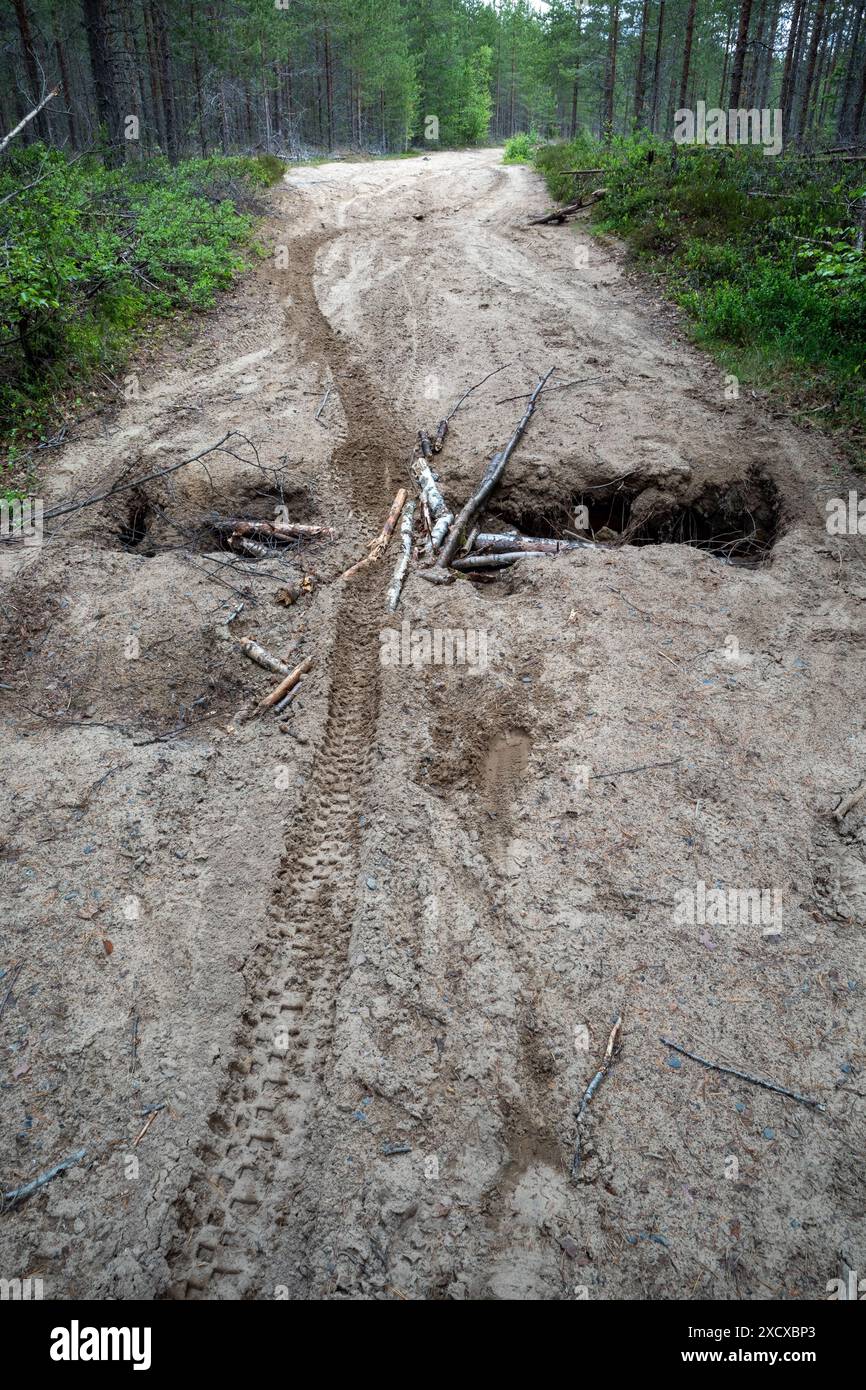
[
  {"x1": 436, "y1": 368, "x2": 555, "y2": 569},
  {"x1": 0, "y1": 85, "x2": 61, "y2": 157}
]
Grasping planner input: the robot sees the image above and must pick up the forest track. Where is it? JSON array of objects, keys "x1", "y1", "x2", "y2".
[
  {"x1": 166, "y1": 577, "x2": 381, "y2": 1298},
  {"x1": 164, "y1": 224, "x2": 399, "y2": 1299},
  {"x1": 3, "y1": 151, "x2": 864, "y2": 1304}
]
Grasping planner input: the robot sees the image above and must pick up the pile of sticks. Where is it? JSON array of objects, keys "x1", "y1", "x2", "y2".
[{"x1": 339, "y1": 367, "x2": 606, "y2": 612}]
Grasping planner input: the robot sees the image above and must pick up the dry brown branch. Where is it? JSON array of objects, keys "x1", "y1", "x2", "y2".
[
  {"x1": 254, "y1": 656, "x2": 313, "y2": 714},
  {"x1": 341, "y1": 489, "x2": 407, "y2": 581}
]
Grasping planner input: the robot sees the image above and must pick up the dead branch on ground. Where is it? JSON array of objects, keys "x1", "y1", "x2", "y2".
[
  {"x1": 529, "y1": 189, "x2": 606, "y2": 226},
  {"x1": 571, "y1": 1016, "x2": 622, "y2": 1177},
  {"x1": 254, "y1": 656, "x2": 313, "y2": 714},
  {"x1": 436, "y1": 368, "x2": 555, "y2": 569},
  {"x1": 387, "y1": 500, "x2": 416, "y2": 612},
  {"x1": 341, "y1": 489, "x2": 407, "y2": 580}
]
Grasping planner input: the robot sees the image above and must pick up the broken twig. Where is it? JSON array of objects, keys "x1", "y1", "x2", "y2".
[
  {"x1": 437, "y1": 368, "x2": 555, "y2": 569},
  {"x1": 571, "y1": 1016, "x2": 622, "y2": 1176},
  {"x1": 834, "y1": 779, "x2": 866, "y2": 823},
  {"x1": 592, "y1": 758, "x2": 683, "y2": 781},
  {"x1": 2, "y1": 1149, "x2": 87, "y2": 1209},
  {"x1": 0, "y1": 964, "x2": 23, "y2": 1022},
  {"x1": 255, "y1": 656, "x2": 313, "y2": 714},
  {"x1": 661, "y1": 1038, "x2": 825, "y2": 1111},
  {"x1": 341, "y1": 489, "x2": 407, "y2": 581}
]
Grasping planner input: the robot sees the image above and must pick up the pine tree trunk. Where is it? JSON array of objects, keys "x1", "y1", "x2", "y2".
[
  {"x1": 152, "y1": 1, "x2": 178, "y2": 162},
  {"x1": 324, "y1": 23, "x2": 334, "y2": 149},
  {"x1": 634, "y1": 0, "x2": 650, "y2": 126},
  {"x1": 650, "y1": 0, "x2": 666, "y2": 133},
  {"x1": 744, "y1": 0, "x2": 767, "y2": 106},
  {"x1": 143, "y1": 0, "x2": 167, "y2": 152},
  {"x1": 191, "y1": 5, "x2": 207, "y2": 156},
  {"x1": 53, "y1": 31, "x2": 79, "y2": 149},
  {"x1": 11, "y1": 0, "x2": 50, "y2": 142},
  {"x1": 82, "y1": 0, "x2": 121, "y2": 160},
  {"x1": 719, "y1": 3, "x2": 736, "y2": 106},
  {"x1": 836, "y1": 0, "x2": 864, "y2": 141},
  {"x1": 729, "y1": 0, "x2": 755, "y2": 110},
  {"x1": 603, "y1": 0, "x2": 619, "y2": 141},
  {"x1": 757, "y1": 0, "x2": 782, "y2": 107},
  {"x1": 679, "y1": 0, "x2": 698, "y2": 109},
  {"x1": 781, "y1": 0, "x2": 806, "y2": 126},
  {"x1": 798, "y1": 0, "x2": 828, "y2": 143}
]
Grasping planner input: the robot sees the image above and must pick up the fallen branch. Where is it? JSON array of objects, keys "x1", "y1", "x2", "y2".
[
  {"x1": 452, "y1": 551, "x2": 536, "y2": 570},
  {"x1": 0, "y1": 86, "x2": 60, "y2": 157},
  {"x1": 341, "y1": 489, "x2": 407, "y2": 581},
  {"x1": 592, "y1": 757, "x2": 683, "y2": 781},
  {"x1": 530, "y1": 190, "x2": 606, "y2": 226},
  {"x1": 315, "y1": 388, "x2": 331, "y2": 422},
  {"x1": 224, "y1": 520, "x2": 336, "y2": 542},
  {"x1": 571, "y1": 1016, "x2": 622, "y2": 1176},
  {"x1": 39, "y1": 433, "x2": 251, "y2": 524},
  {"x1": 437, "y1": 368, "x2": 555, "y2": 570},
  {"x1": 412, "y1": 457, "x2": 453, "y2": 552},
  {"x1": 230, "y1": 535, "x2": 272, "y2": 558},
  {"x1": 494, "y1": 375, "x2": 605, "y2": 406},
  {"x1": 660, "y1": 1038, "x2": 825, "y2": 1111},
  {"x1": 472, "y1": 532, "x2": 601, "y2": 554},
  {"x1": 238, "y1": 638, "x2": 291, "y2": 677},
  {"x1": 833, "y1": 779, "x2": 866, "y2": 823},
  {"x1": 254, "y1": 656, "x2": 313, "y2": 714},
  {"x1": 387, "y1": 500, "x2": 416, "y2": 612},
  {"x1": 433, "y1": 419, "x2": 448, "y2": 453},
  {"x1": 445, "y1": 364, "x2": 514, "y2": 422},
  {"x1": 274, "y1": 682, "x2": 303, "y2": 714},
  {"x1": 2, "y1": 1148, "x2": 87, "y2": 1210}
]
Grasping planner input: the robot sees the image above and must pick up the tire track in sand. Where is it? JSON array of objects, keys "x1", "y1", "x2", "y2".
[{"x1": 165, "y1": 225, "x2": 402, "y2": 1298}]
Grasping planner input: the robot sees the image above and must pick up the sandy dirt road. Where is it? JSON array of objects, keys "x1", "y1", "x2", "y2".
[{"x1": 1, "y1": 149, "x2": 865, "y2": 1300}]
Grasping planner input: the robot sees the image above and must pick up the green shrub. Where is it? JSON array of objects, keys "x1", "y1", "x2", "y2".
[
  {"x1": 503, "y1": 132, "x2": 537, "y2": 164},
  {"x1": 533, "y1": 135, "x2": 866, "y2": 445},
  {"x1": 0, "y1": 147, "x2": 272, "y2": 453}
]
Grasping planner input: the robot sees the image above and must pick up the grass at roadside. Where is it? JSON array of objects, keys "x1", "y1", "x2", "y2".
[
  {"x1": 530, "y1": 134, "x2": 866, "y2": 465},
  {"x1": 0, "y1": 149, "x2": 286, "y2": 483}
]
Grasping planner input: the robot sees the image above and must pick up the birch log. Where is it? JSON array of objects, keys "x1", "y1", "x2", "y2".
[
  {"x1": 472, "y1": 532, "x2": 602, "y2": 554},
  {"x1": 386, "y1": 500, "x2": 416, "y2": 611},
  {"x1": 451, "y1": 552, "x2": 533, "y2": 570},
  {"x1": 0, "y1": 86, "x2": 60, "y2": 156},
  {"x1": 229, "y1": 535, "x2": 272, "y2": 558},
  {"x1": 238, "y1": 639, "x2": 292, "y2": 676},
  {"x1": 412, "y1": 458, "x2": 453, "y2": 552},
  {"x1": 436, "y1": 368, "x2": 555, "y2": 570}
]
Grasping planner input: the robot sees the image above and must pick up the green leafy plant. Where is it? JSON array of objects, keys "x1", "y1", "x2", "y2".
[{"x1": 0, "y1": 147, "x2": 281, "y2": 452}]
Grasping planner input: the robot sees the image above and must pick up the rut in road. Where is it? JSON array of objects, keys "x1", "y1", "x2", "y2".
[{"x1": 165, "y1": 228, "x2": 401, "y2": 1299}]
